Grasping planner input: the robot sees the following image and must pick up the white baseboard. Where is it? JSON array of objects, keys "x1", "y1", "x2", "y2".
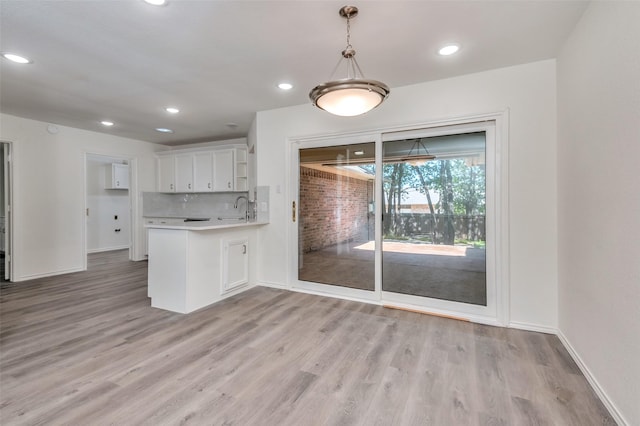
[
  {"x1": 87, "y1": 245, "x2": 129, "y2": 254},
  {"x1": 290, "y1": 286, "x2": 382, "y2": 306},
  {"x1": 383, "y1": 299, "x2": 502, "y2": 327},
  {"x1": 557, "y1": 330, "x2": 628, "y2": 426},
  {"x1": 14, "y1": 266, "x2": 84, "y2": 282},
  {"x1": 258, "y1": 280, "x2": 287, "y2": 289},
  {"x1": 508, "y1": 320, "x2": 557, "y2": 335}
]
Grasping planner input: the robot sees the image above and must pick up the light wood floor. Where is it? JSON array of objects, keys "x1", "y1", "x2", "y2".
[{"x1": 0, "y1": 250, "x2": 614, "y2": 425}]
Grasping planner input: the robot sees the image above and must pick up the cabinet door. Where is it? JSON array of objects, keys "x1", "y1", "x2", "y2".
[
  {"x1": 193, "y1": 152, "x2": 213, "y2": 192},
  {"x1": 175, "y1": 154, "x2": 194, "y2": 192},
  {"x1": 222, "y1": 238, "x2": 249, "y2": 293},
  {"x1": 112, "y1": 164, "x2": 129, "y2": 189},
  {"x1": 158, "y1": 156, "x2": 176, "y2": 192},
  {"x1": 105, "y1": 164, "x2": 126, "y2": 189},
  {"x1": 213, "y1": 149, "x2": 234, "y2": 191}
]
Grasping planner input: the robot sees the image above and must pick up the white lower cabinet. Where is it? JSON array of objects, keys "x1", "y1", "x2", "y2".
[
  {"x1": 144, "y1": 218, "x2": 185, "y2": 256},
  {"x1": 222, "y1": 238, "x2": 249, "y2": 293},
  {"x1": 147, "y1": 226, "x2": 258, "y2": 313}
]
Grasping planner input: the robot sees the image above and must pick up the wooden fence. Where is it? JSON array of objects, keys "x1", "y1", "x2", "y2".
[{"x1": 386, "y1": 213, "x2": 485, "y2": 242}]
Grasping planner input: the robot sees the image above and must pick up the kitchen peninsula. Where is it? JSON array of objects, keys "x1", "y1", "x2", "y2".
[{"x1": 146, "y1": 220, "x2": 266, "y2": 314}]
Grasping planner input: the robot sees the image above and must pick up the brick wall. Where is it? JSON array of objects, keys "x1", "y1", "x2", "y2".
[{"x1": 299, "y1": 167, "x2": 372, "y2": 253}]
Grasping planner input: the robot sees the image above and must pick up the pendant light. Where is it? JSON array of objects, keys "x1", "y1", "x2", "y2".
[
  {"x1": 309, "y1": 6, "x2": 390, "y2": 117},
  {"x1": 404, "y1": 139, "x2": 436, "y2": 166}
]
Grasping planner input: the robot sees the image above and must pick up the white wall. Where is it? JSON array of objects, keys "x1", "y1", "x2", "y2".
[
  {"x1": 247, "y1": 115, "x2": 257, "y2": 199},
  {"x1": 86, "y1": 155, "x2": 130, "y2": 252},
  {"x1": 557, "y1": 2, "x2": 640, "y2": 425},
  {"x1": 0, "y1": 146, "x2": 5, "y2": 217},
  {"x1": 256, "y1": 59, "x2": 558, "y2": 329},
  {"x1": 0, "y1": 113, "x2": 159, "y2": 281}
]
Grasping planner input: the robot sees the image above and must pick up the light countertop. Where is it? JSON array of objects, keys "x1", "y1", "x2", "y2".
[{"x1": 145, "y1": 220, "x2": 268, "y2": 231}]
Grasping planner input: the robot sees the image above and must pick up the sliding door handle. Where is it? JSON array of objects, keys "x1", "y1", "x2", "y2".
[{"x1": 292, "y1": 201, "x2": 296, "y2": 222}]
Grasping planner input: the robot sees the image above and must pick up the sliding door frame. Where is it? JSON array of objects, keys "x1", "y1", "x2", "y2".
[
  {"x1": 290, "y1": 132, "x2": 382, "y2": 303},
  {"x1": 288, "y1": 111, "x2": 509, "y2": 326},
  {"x1": 380, "y1": 121, "x2": 499, "y2": 324}
]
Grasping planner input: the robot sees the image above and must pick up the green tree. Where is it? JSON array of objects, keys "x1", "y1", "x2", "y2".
[{"x1": 372, "y1": 155, "x2": 485, "y2": 244}]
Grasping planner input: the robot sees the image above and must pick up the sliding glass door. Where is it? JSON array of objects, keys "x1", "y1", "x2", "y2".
[
  {"x1": 296, "y1": 141, "x2": 377, "y2": 297},
  {"x1": 381, "y1": 132, "x2": 487, "y2": 306},
  {"x1": 292, "y1": 120, "x2": 501, "y2": 323}
]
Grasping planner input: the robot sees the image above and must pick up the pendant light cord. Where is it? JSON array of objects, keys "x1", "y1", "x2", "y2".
[
  {"x1": 345, "y1": 14, "x2": 352, "y2": 51},
  {"x1": 326, "y1": 10, "x2": 367, "y2": 81}
]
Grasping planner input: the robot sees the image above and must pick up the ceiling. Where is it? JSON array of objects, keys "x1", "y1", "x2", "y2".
[{"x1": 0, "y1": 1, "x2": 588, "y2": 146}]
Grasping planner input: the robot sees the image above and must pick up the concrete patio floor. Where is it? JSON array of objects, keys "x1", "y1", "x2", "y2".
[{"x1": 298, "y1": 240, "x2": 486, "y2": 305}]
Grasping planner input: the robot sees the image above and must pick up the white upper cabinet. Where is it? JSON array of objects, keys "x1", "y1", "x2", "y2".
[
  {"x1": 213, "y1": 149, "x2": 234, "y2": 191},
  {"x1": 105, "y1": 163, "x2": 129, "y2": 190},
  {"x1": 156, "y1": 142, "x2": 248, "y2": 193},
  {"x1": 158, "y1": 156, "x2": 175, "y2": 192},
  {"x1": 193, "y1": 152, "x2": 214, "y2": 192},
  {"x1": 174, "y1": 154, "x2": 194, "y2": 192}
]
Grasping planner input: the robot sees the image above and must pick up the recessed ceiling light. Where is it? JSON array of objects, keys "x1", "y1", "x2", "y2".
[
  {"x1": 143, "y1": 0, "x2": 167, "y2": 6},
  {"x1": 101, "y1": 120, "x2": 114, "y2": 127},
  {"x1": 165, "y1": 107, "x2": 179, "y2": 114},
  {"x1": 155, "y1": 127, "x2": 174, "y2": 133},
  {"x1": 278, "y1": 83, "x2": 293, "y2": 90},
  {"x1": 438, "y1": 44, "x2": 460, "y2": 56},
  {"x1": 1, "y1": 52, "x2": 32, "y2": 64}
]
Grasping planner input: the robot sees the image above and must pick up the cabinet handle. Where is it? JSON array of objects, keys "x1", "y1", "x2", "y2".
[
  {"x1": 170, "y1": 183, "x2": 174, "y2": 190},
  {"x1": 242, "y1": 244, "x2": 247, "y2": 254},
  {"x1": 188, "y1": 183, "x2": 191, "y2": 189},
  {"x1": 116, "y1": 180, "x2": 119, "y2": 187},
  {"x1": 228, "y1": 182, "x2": 231, "y2": 189},
  {"x1": 208, "y1": 182, "x2": 211, "y2": 189}
]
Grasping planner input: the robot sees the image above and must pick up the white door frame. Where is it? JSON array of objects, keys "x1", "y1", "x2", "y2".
[
  {"x1": 82, "y1": 152, "x2": 138, "y2": 270},
  {"x1": 1, "y1": 141, "x2": 14, "y2": 281},
  {"x1": 288, "y1": 111, "x2": 510, "y2": 326}
]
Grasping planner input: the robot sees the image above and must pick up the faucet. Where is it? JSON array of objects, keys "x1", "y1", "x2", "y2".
[{"x1": 234, "y1": 195, "x2": 250, "y2": 221}]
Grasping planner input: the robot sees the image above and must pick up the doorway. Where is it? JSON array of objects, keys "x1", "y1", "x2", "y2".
[
  {"x1": 291, "y1": 119, "x2": 505, "y2": 324},
  {"x1": 84, "y1": 154, "x2": 133, "y2": 267},
  {"x1": 0, "y1": 142, "x2": 13, "y2": 282}
]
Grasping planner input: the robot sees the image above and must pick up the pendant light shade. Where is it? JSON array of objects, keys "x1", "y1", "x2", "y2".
[
  {"x1": 311, "y1": 79, "x2": 389, "y2": 117},
  {"x1": 309, "y1": 6, "x2": 390, "y2": 117}
]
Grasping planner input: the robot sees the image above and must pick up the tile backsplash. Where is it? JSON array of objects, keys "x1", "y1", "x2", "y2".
[
  {"x1": 143, "y1": 192, "x2": 249, "y2": 219},
  {"x1": 143, "y1": 186, "x2": 269, "y2": 221}
]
